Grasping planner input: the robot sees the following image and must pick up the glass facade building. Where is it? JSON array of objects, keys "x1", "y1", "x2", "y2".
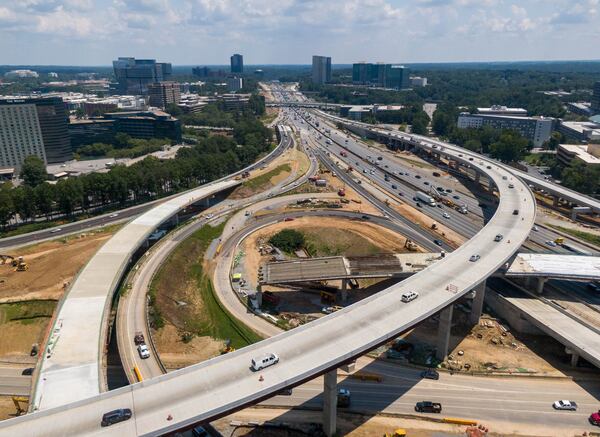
[
  {"x1": 230, "y1": 54, "x2": 244, "y2": 74},
  {"x1": 312, "y1": 55, "x2": 332, "y2": 84},
  {"x1": 112, "y1": 57, "x2": 172, "y2": 95}
]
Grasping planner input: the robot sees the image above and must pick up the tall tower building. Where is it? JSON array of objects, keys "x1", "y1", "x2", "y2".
[
  {"x1": 592, "y1": 81, "x2": 600, "y2": 113},
  {"x1": 312, "y1": 55, "x2": 331, "y2": 84},
  {"x1": 230, "y1": 54, "x2": 244, "y2": 74},
  {"x1": 0, "y1": 97, "x2": 71, "y2": 168}
]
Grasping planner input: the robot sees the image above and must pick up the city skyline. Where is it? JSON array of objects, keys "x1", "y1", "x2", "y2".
[{"x1": 0, "y1": 0, "x2": 599, "y2": 65}]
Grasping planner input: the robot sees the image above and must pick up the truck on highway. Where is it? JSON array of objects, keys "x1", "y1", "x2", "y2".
[
  {"x1": 340, "y1": 151, "x2": 348, "y2": 157},
  {"x1": 415, "y1": 191, "x2": 436, "y2": 207}
]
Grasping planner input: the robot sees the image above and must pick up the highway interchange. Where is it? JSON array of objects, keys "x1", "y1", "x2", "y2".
[{"x1": 1, "y1": 83, "x2": 600, "y2": 436}]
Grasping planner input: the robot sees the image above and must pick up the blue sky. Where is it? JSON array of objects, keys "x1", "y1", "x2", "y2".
[{"x1": 0, "y1": 0, "x2": 598, "y2": 65}]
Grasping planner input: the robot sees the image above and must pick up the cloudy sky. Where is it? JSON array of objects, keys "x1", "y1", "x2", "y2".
[{"x1": 0, "y1": 0, "x2": 598, "y2": 65}]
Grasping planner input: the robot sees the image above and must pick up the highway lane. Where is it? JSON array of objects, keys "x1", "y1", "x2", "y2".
[
  {"x1": 0, "y1": 366, "x2": 31, "y2": 396},
  {"x1": 262, "y1": 357, "x2": 600, "y2": 433}
]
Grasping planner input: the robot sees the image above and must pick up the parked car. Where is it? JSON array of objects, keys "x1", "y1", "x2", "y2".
[
  {"x1": 469, "y1": 254, "x2": 481, "y2": 262},
  {"x1": 101, "y1": 409, "x2": 132, "y2": 427},
  {"x1": 401, "y1": 291, "x2": 419, "y2": 303},
  {"x1": 553, "y1": 400, "x2": 577, "y2": 411},
  {"x1": 420, "y1": 369, "x2": 439, "y2": 380},
  {"x1": 415, "y1": 401, "x2": 442, "y2": 413},
  {"x1": 251, "y1": 353, "x2": 279, "y2": 371}
]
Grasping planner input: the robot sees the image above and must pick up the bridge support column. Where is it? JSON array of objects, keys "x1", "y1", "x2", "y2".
[
  {"x1": 469, "y1": 281, "x2": 486, "y2": 325},
  {"x1": 255, "y1": 285, "x2": 263, "y2": 308},
  {"x1": 536, "y1": 277, "x2": 547, "y2": 295},
  {"x1": 435, "y1": 305, "x2": 453, "y2": 361},
  {"x1": 570, "y1": 352, "x2": 580, "y2": 368},
  {"x1": 571, "y1": 209, "x2": 578, "y2": 221},
  {"x1": 323, "y1": 369, "x2": 337, "y2": 437},
  {"x1": 474, "y1": 172, "x2": 481, "y2": 183},
  {"x1": 340, "y1": 279, "x2": 348, "y2": 303},
  {"x1": 553, "y1": 196, "x2": 559, "y2": 207}
]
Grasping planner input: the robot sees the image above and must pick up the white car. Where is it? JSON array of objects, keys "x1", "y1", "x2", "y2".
[
  {"x1": 442, "y1": 212, "x2": 450, "y2": 219},
  {"x1": 251, "y1": 353, "x2": 279, "y2": 371},
  {"x1": 553, "y1": 400, "x2": 577, "y2": 411},
  {"x1": 469, "y1": 254, "x2": 481, "y2": 262},
  {"x1": 401, "y1": 291, "x2": 419, "y2": 303},
  {"x1": 137, "y1": 344, "x2": 150, "y2": 359},
  {"x1": 50, "y1": 228, "x2": 62, "y2": 234},
  {"x1": 109, "y1": 213, "x2": 119, "y2": 218}
]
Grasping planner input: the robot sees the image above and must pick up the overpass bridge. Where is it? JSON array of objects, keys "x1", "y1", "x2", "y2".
[
  {"x1": 0, "y1": 112, "x2": 538, "y2": 436},
  {"x1": 267, "y1": 101, "x2": 342, "y2": 110}
]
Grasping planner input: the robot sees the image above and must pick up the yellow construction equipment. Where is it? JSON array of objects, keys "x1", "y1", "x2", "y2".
[
  {"x1": 554, "y1": 237, "x2": 564, "y2": 244},
  {"x1": 383, "y1": 429, "x2": 406, "y2": 437},
  {"x1": 14, "y1": 256, "x2": 28, "y2": 272},
  {"x1": 12, "y1": 396, "x2": 28, "y2": 416}
]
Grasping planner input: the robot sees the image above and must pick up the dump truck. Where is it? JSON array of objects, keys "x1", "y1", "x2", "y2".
[{"x1": 134, "y1": 332, "x2": 145, "y2": 346}]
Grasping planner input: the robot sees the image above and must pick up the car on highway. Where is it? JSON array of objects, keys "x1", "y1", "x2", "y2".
[
  {"x1": 469, "y1": 157, "x2": 474, "y2": 161},
  {"x1": 420, "y1": 369, "x2": 439, "y2": 380},
  {"x1": 21, "y1": 368, "x2": 34, "y2": 376},
  {"x1": 415, "y1": 175, "x2": 421, "y2": 179},
  {"x1": 590, "y1": 411, "x2": 600, "y2": 425},
  {"x1": 109, "y1": 213, "x2": 119, "y2": 218},
  {"x1": 415, "y1": 401, "x2": 442, "y2": 413},
  {"x1": 192, "y1": 425, "x2": 210, "y2": 436},
  {"x1": 101, "y1": 408, "x2": 132, "y2": 427},
  {"x1": 137, "y1": 344, "x2": 150, "y2": 359},
  {"x1": 337, "y1": 388, "x2": 351, "y2": 407},
  {"x1": 453, "y1": 195, "x2": 460, "y2": 200},
  {"x1": 283, "y1": 217, "x2": 294, "y2": 222},
  {"x1": 391, "y1": 184, "x2": 397, "y2": 189},
  {"x1": 50, "y1": 228, "x2": 62, "y2": 234},
  {"x1": 433, "y1": 239, "x2": 443, "y2": 246},
  {"x1": 553, "y1": 400, "x2": 577, "y2": 411},
  {"x1": 588, "y1": 282, "x2": 600, "y2": 292},
  {"x1": 361, "y1": 215, "x2": 370, "y2": 220},
  {"x1": 251, "y1": 352, "x2": 279, "y2": 371},
  {"x1": 442, "y1": 212, "x2": 450, "y2": 219},
  {"x1": 424, "y1": 181, "x2": 430, "y2": 185},
  {"x1": 401, "y1": 291, "x2": 419, "y2": 303},
  {"x1": 532, "y1": 225, "x2": 539, "y2": 231},
  {"x1": 416, "y1": 202, "x2": 422, "y2": 208},
  {"x1": 494, "y1": 234, "x2": 503, "y2": 242},
  {"x1": 508, "y1": 183, "x2": 514, "y2": 189},
  {"x1": 469, "y1": 254, "x2": 481, "y2": 262},
  {"x1": 545, "y1": 240, "x2": 557, "y2": 247},
  {"x1": 512, "y1": 209, "x2": 519, "y2": 215}
]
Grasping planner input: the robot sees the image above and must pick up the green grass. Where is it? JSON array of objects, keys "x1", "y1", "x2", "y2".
[
  {"x1": 522, "y1": 153, "x2": 557, "y2": 167},
  {"x1": 546, "y1": 224, "x2": 600, "y2": 247},
  {"x1": 243, "y1": 163, "x2": 291, "y2": 190},
  {"x1": 0, "y1": 301, "x2": 56, "y2": 325},
  {"x1": 151, "y1": 222, "x2": 262, "y2": 348}
]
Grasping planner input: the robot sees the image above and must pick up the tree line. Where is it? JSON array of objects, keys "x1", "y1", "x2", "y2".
[{"x1": 0, "y1": 108, "x2": 273, "y2": 230}]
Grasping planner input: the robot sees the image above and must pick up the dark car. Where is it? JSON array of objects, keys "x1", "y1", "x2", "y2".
[
  {"x1": 588, "y1": 282, "x2": 600, "y2": 293},
  {"x1": 415, "y1": 401, "x2": 442, "y2": 413},
  {"x1": 415, "y1": 175, "x2": 422, "y2": 179},
  {"x1": 21, "y1": 368, "x2": 34, "y2": 376},
  {"x1": 416, "y1": 202, "x2": 422, "y2": 208},
  {"x1": 101, "y1": 409, "x2": 132, "y2": 427},
  {"x1": 192, "y1": 426, "x2": 209, "y2": 437},
  {"x1": 513, "y1": 209, "x2": 519, "y2": 215},
  {"x1": 433, "y1": 240, "x2": 443, "y2": 246},
  {"x1": 391, "y1": 184, "x2": 397, "y2": 189},
  {"x1": 420, "y1": 369, "x2": 440, "y2": 380},
  {"x1": 361, "y1": 215, "x2": 370, "y2": 220},
  {"x1": 453, "y1": 195, "x2": 460, "y2": 200}
]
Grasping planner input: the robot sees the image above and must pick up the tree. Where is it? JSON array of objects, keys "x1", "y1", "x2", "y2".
[
  {"x1": 411, "y1": 117, "x2": 428, "y2": 135},
  {"x1": 20, "y1": 155, "x2": 47, "y2": 187},
  {"x1": 0, "y1": 183, "x2": 14, "y2": 228},
  {"x1": 489, "y1": 131, "x2": 528, "y2": 163},
  {"x1": 165, "y1": 103, "x2": 183, "y2": 117},
  {"x1": 544, "y1": 131, "x2": 562, "y2": 150},
  {"x1": 269, "y1": 229, "x2": 305, "y2": 253},
  {"x1": 561, "y1": 161, "x2": 600, "y2": 195}
]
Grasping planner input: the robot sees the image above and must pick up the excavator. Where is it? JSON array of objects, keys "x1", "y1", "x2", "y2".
[
  {"x1": 12, "y1": 396, "x2": 28, "y2": 416},
  {"x1": 0, "y1": 255, "x2": 28, "y2": 271}
]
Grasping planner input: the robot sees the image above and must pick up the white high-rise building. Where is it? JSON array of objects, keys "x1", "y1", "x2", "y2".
[
  {"x1": 312, "y1": 55, "x2": 331, "y2": 84},
  {"x1": 0, "y1": 101, "x2": 46, "y2": 168}
]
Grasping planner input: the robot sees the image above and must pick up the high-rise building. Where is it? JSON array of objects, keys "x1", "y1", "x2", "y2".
[
  {"x1": 592, "y1": 81, "x2": 600, "y2": 113},
  {"x1": 231, "y1": 54, "x2": 244, "y2": 74},
  {"x1": 312, "y1": 55, "x2": 331, "y2": 84},
  {"x1": 383, "y1": 65, "x2": 410, "y2": 90},
  {"x1": 192, "y1": 66, "x2": 210, "y2": 77},
  {"x1": 351, "y1": 63, "x2": 410, "y2": 89},
  {"x1": 227, "y1": 77, "x2": 243, "y2": 92},
  {"x1": 352, "y1": 62, "x2": 369, "y2": 84},
  {"x1": 148, "y1": 82, "x2": 181, "y2": 109},
  {"x1": 111, "y1": 57, "x2": 172, "y2": 95},
  {"x1": 0, "y1": 97, "x2": 71, "y2": 168}
]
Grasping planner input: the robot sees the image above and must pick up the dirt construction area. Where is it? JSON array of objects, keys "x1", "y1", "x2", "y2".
[{"x1": 0, "y1": 227, "x2": 117, "y2": 302}]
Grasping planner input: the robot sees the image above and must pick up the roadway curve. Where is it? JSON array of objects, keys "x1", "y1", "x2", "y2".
[{"x1": 0, "y1": 120, "x2": 536, "y2": 435}]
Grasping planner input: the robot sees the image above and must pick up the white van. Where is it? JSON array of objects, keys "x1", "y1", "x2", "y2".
[
  {"x1": 401, "y1": 291, "x2": 419, "y2": 303},
  {"x1": 251, "y1": 353, "x2": 279, "y2": 371}
]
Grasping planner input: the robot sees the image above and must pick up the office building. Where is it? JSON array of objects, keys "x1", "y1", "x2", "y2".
[
  {"x1": 410, "y1": 76, "x2": 428, "y2": 87},
  {"x1": 103, "y1": 110, "x2": 181, "y2": 142},
  {"x1": 557, "y1": 143, "x2": 600, "y2": 168},
  {"x1": 111, "y1": 57, "x2": 172, "y2": 95},
  {"x1": 68, "y1": 119, "x2": 116, "y2": 148},
  {"x1": 192, "y1": 66, "x2": 210, "y2": 77},
  {"x1": 477, "y1": 105, "x2": 528, "y2": 117},
  {"x1": 351, "y1": 62, "x2": 410, "y2": 89},
  {"x1": 230, "y1": 54, "x2": 244, "y2": 74},
  {"x1": 148, "y1": 81, "x2": 181, "y2": 109},
  {"x1": 457, "y1": 113, "x2": 554, "y2": 147},
  {"x1": 0, "y1": 97, "x2": 71, "y2": 167},
  {"x1": 557, "y1": 120, "x2": 600, "y2": 142},
  {"x1": 312, "y1": 55, "x2": 332, "y2": 84},
  {"x1": 566, "y1": 102, "x2": 593, "y2": 117},
  {"x1": 592, "y1": 81, "x2": 600, "y2": 113},
  {"x1": 227, "y1": 77, "x2": 243, "y2": 92},
  {"x1": 383, "y1": 64, "x2": 410, "y2": 90},
  {"x1": 254, "y1": 69, "x2": 264, "y2": 79}
]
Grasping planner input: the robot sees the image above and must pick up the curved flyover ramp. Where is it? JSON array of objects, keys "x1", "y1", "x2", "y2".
[
  {"x1": 1, "y1": 143, "x2": 536, "y2": 436},
  {"x1": 31, "y1": 179, "x2": 240, "y2": 412}
]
